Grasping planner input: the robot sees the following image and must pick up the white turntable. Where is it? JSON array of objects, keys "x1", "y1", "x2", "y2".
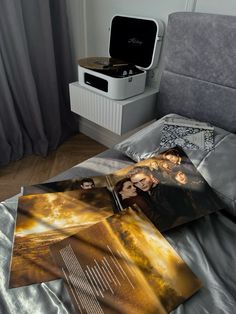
[{"x1": 78, "y1": 15, "x2": 164, "y2": 100}]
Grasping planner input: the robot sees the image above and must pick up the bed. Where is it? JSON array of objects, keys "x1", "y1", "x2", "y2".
[{"x1": 1, "y1": 12, "x2": 236, "y2": 314}]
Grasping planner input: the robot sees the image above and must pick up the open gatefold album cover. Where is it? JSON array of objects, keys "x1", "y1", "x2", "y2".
[
  {"x1": 50, "y1": 208, "x2": 202, "y2": 314},
  {"x1": 9, "y1": 147, "x2": 223, "y2": 288}
]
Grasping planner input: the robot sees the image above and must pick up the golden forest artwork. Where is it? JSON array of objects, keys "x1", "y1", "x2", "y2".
[
  {"x1": 50, "y1": 208, "x2": 202, "y2": 314},
  {"x1": 9, "y1": 187, "x2": 115, "y2": 288}
]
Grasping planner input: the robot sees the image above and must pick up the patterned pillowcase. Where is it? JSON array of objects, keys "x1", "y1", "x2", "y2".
[
  {"x1": 160, "y1": 121, "x2": 214, "y2": 151},
  {"x1": 115, "y1": 113, "x2": 213, "y2": 162}
]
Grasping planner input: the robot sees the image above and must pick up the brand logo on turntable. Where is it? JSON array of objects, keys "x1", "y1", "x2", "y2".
[{"x1": 128, "y1": 37, "x2": 143, "y2": 46}]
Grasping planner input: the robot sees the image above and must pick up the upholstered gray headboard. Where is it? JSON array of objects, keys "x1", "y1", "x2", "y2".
[{"x1": 157, "y1": 12, "x2": 236, "y2": 133}]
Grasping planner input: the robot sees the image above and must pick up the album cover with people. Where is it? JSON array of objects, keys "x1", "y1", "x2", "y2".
[
  {"x1": 9, "y1": 146, "x2": 223, "y2": 288},
  {"x1": 110, "y1": 146, "x2": 224, "y2": 231},
  {"x1": 50, "y1": 208, "x2": 202, "y2": 314}
]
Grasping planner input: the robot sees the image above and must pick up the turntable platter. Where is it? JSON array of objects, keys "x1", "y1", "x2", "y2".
[{"x1": 78, "y1": 57, "x2": 130, "y2": 71}]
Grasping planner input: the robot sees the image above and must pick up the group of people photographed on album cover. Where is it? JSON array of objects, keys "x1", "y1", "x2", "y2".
[{"x1": 113, "y1": 147, "x2": 223, "y2": 231}]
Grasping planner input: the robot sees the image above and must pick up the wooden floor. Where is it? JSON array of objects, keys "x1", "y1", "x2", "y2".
[{"x1": 0, "y1": 133, "x2": 106, "y2": 202}]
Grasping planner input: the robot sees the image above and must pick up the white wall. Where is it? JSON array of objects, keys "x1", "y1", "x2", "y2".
[
  {"x1": 84, "y1": 0, "x2": 188, "y2": 57},
  {"x1": 66, "y1": 0, "x2": 86, "y2": 60},
  {"x1": 195, "y1": 0, "x2": 236, "y2": 15}
]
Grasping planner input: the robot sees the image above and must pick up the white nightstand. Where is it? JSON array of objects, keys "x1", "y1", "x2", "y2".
[{"x1": 69, "y1": 82, "x2": 158, "y2": 146}]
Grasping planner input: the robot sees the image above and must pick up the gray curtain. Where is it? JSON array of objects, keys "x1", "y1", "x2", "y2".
[{"x1": 0, "y1": 0, "x2": 77, "y2": 166}]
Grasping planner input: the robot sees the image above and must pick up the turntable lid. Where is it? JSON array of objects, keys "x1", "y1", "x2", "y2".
[{"x1": 109, "y1": 15, "x2": 164, "y2": 70}]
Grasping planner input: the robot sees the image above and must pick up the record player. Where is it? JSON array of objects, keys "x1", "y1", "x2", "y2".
[{"x1": 78, "y1": 15, "x2": 164, "y2": 100}]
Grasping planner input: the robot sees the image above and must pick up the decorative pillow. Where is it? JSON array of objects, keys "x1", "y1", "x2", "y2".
[
  {"x1": 115, "y1": 113, "x2": 236, "y2": 216},
  {"x1": 114, "y1": 115, "x2": 167, "y2": 162},
  {"x1": 115, "y1": 113, "x2": 216, "y2": 162}
]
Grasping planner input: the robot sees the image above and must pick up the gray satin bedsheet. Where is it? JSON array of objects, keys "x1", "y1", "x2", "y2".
[{"x1": 1, "y1": 149, "x2": 235, "y2": 314}]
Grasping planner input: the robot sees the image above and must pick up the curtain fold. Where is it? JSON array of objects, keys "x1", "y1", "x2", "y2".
[{"x1": 0, "y1": 0, "x2": 77, "y2": 166}]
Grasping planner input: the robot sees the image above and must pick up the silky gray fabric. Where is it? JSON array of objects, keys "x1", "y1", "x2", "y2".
[
  {"x1": 0, "y1": 0, "x2": 77, "y2": 166},
  {"x1": 157, "y1": 12, "x2": 236, "y2": 133},
  {"x1": 0, "y1": 149, "x2": 236, "y2": 314}
]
